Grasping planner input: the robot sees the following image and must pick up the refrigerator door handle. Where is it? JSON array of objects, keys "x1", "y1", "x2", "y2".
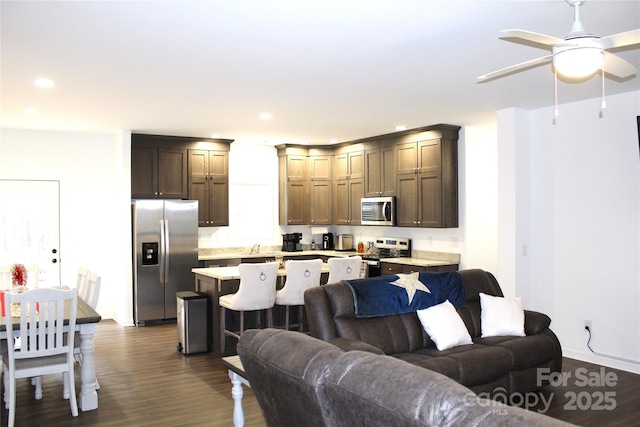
[
  {"x1": 159, "y1": 219, "x2": 167, "y2": 284},
  {"x1": 164, "y1": 219, "x2": 170, "y2": 284}
]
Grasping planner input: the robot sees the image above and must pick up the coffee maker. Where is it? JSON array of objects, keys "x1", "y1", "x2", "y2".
[
  {"x1": 282, "y1": 233, "x2": 302, "y2": 252},
  {"x1": 322, "y1": 233, "x2": 334, "y2": 250}
]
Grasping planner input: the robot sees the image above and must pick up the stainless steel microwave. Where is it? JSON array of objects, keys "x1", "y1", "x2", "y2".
[{"x1": 361, "y1": 197, "x2": 395, "y2": 226}]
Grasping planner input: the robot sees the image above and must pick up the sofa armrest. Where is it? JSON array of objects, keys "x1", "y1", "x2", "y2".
[
  {"x1": 524, "y1": 310, "x2": 552, "y2": 335},
  {"x1": 329, "y1": 338, "x2": 385, "y2": 355}
]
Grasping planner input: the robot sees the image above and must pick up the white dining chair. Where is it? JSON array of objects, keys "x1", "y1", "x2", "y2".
[
  {"x1": 2, "y1": 288, "x2": 79, "y2": 427},
  {"x1": 327, "y1": 256, "x2": 363, "y2": 283},
  {"x1": 275, "y1": 259, "x2": 323, "y2": 331},
  {"x1": 218, "y1": 262, "x2": 279, "y2": 354},
  {"x1": 76, "y1": 267, "x2": 90, "y2": 300},
  {"x1": 78, "y1": 271, "x2": 101, "y2": 311}
]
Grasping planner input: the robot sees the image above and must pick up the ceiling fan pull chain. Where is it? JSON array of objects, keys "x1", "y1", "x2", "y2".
[
  {"x1": 600, "y1": 62, "x2": 607, "y2": 114},
  {"x1": 554, "y1": 68, "x2": 559, "y2": 120}
]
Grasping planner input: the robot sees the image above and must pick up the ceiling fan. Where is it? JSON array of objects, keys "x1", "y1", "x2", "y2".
[{"x1": 477, "y1": 0, "x2": 640, "y2": 82}]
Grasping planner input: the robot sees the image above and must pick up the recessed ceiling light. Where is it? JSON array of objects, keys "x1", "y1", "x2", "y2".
[
  {"x1": 34, "y1": 78, "x2": 56, "y2": 88},
  {"x1": 395, "y1": 125, "x2": 407, "y2": 131},
  {"x1": 328, "y1": 139, "x2": 338, "y2": 144},
  {"x1": 210, "y1": 134, "x2": 221, "y2": 139},
  {"x1": 258, "y1": 112, "x2": 273, "y2": 121},
  {"x1": 24, "y1": 108, "x2": 42, "y2": 115}
]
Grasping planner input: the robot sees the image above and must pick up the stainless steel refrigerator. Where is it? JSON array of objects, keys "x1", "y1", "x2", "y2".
[{"x1": 132, "y1": 199, "x2": 199, "y2": 326}]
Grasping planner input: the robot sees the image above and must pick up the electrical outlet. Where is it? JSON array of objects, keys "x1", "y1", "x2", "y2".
[{"x1": 584, "y1": 320, "x2": 592, "y2": 330}]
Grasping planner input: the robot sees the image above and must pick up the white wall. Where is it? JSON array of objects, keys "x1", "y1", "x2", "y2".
[
  {"x1": 0, "y1": 128, "x2": 132, "y2": 324},
  {"x1": 498, "y1": 90, "x2": 640, "y2": 373}
]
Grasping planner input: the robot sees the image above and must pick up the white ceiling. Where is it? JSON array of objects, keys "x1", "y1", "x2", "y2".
[{"x1": 1, "y1": 0, "x2": 639, "y2": 145}]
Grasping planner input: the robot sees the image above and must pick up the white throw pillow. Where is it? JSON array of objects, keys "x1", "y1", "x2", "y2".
[
  {"x1": 480, "y1": 293, "x2": 526, "y2": 337},
  {"x1": 417, "y1": 300, "x2": 473, "y2": 351}
]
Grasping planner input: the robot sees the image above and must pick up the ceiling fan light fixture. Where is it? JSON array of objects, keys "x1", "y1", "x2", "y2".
[{"x1": 552, "y1": 44, "x2": 603, "y2": 78}]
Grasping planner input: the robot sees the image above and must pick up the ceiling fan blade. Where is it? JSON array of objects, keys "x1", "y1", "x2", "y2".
[
  {"x1": 600, "y1": 29, "x2": 640, "y2": 49},
  {"x1": 603, "y1": 51, "x2": 638, "y2": 78},
  {"x1": 500, "y1": 29, "x2": 564, "y2": 48},
  {"x1": 477, "y1": 55, "x2": 552, "y2": 82}
]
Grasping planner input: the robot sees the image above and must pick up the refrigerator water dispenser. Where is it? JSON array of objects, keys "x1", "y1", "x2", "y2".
[{"x1": 142, "y1": 242, "x2": 159, "y2": 265}]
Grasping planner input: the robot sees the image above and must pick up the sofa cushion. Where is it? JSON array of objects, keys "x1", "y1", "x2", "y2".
[
  {"x1": 394, "y1": 344, "x2": 513, "y2": 387},
  {"x1": 488, "y1": 334, "x2": 560, "y2": 370},
  {"x1": 333, "y1": 312, "x2": 428, "y2": 354},
  {"x1": 417, "y1": 300, "x2": 472, "y2": 350},
  {"x1": 480, "y1": 293, "x2": 525, "y2": 337}
]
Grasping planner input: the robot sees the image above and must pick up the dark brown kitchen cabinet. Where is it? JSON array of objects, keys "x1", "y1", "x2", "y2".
[
  {"x1": 380, "y1": 262, "x2": 458, "y2": 275},
  {"x1": 275, "y1": 124, "x2": 458, "y2": 228},
  {"x1": 364, "y1": 145, "x2": 395, "y2": 197},
  {"x1": 333, "y1": 178, "x2": 363, "y2": 225},
  {"x1": 131, "y1": 143, "x2": 187, "y2": 199},
  {"x1": 278, "y1": 149, "x2": 309, "y2": 225},
  {"x1": 334, "y1": 149, "x2": 364, "y2": 180},
  {"x1": 310, "y1": 180, "x2": 332, "y2": 224},
  {"x1": 309, "y1": 154, "x2": 332, "y2": 181},
  {"x1": 188, "y1": 149, "x2": 229, "y2": 226},
  {"x1": 395, "y1": 130, "x2": 458, "y2": 228},
  {"x1": 333, "y1": 145, "x2": 363, "y2": 225},
  {"x1": 132, "y1": 134, "x2": 233, "y2": 228},
  {"x1": 309, "y1": 151, "x2": 332, "y2": 225}
]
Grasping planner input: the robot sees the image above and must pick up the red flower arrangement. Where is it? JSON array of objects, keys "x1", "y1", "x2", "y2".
[{"x1": 11, "y1": 263, "x2": 28, "y2": 287}]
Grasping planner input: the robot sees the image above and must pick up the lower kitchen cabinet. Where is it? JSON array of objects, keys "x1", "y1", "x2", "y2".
[{"x1": 380, "y1": 262, "x2": 458, "y2": 275}]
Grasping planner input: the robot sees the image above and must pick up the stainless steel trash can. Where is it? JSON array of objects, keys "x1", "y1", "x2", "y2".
[{"x1": 176, "y1": 291, "x2": 208, "y2": 355}]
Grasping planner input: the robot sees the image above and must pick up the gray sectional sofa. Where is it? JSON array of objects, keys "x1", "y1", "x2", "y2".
[
  {"x1": 304, "y1": 268, "x2": 563, "y2": 397},
  {"x1": 237, "y1": 328, "x2": 573, "y2": 427}
]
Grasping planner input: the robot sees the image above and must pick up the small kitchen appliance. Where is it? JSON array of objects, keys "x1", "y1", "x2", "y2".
[
  {"x1": 322, "y1": 233, "x2": 334, "y2": 250},
  {"x1": 361, "y1": 196, "x2": 395, "y2": 226},
  {"x1": 282, "y1": 233, "x2": 302, "y2": 252},
  {"x1": 336, "y1": 234, "x2": 354, "y2": 251}
]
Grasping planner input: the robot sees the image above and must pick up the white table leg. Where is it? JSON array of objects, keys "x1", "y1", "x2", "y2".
[
  {"x1": 78, "y1": 323, "x2": 99, "y2": 411},
  {"x1": 229, "y1": 370, "x2": 245, "y2": 427}
]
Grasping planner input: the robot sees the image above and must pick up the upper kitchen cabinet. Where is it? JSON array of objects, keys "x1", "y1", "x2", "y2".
[
  {"x1": 334, "y1": 146, "x2": 364, "y2": 180},
  {"x1": 333, "y1": 144, "x2": 364, "y2": 225},
  {"x1": 131, "y1": 134, "x2": 233, "y2": 223},
  {"x1": 131, "y1": 135, "x2": 188, "y2": 199},
  {"x1": 309, "y1": 148, "x2": 333, "y2": 225},
  {"x1": 188, "y1": 149, "x2": 229, "y2": 226},
  {"x1": 364, "y1": 144, "x2": 395, "y2": 197},
  {"x1": 395, "y1": 125, "x2": 459, "y2": 228},
  {"x1": 278, "y1": 145, "x2": 309, "y2": 225}
]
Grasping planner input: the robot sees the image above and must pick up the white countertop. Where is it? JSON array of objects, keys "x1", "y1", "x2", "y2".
[
  {"x1": 196, "y1": 248, "x2": 459, "y2": 272},
  {"x1": 198, "y1": 249, "x2": 357, "y2": 261},
  {"x1": 192, "y1": 263, "x2": 331, "y2": 280}
]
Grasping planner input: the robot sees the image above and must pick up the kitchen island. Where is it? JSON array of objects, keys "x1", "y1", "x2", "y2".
[
  {"x1": 193, "y1": 263, "x2": 331, "y2": 355},
  {"x1": 193, "y1": 248, "x2": 459, "y2": 355}
]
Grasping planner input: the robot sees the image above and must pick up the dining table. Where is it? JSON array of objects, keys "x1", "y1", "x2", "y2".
[
  {"x1": 192, "y1": 263, "x2": 330, "y2": 355},
  {"x1": 0, "y1": 290, "x2": 102, "y2": 412}
]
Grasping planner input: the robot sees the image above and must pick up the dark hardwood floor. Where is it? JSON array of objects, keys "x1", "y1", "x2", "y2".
[{"x1": 2, "y1": 320, "x2": 639, "y2": 426}]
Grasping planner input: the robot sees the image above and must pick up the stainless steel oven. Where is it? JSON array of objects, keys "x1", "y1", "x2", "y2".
[{"x1": 361, "y1": 237, "x2": 411, "y2": 277}]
